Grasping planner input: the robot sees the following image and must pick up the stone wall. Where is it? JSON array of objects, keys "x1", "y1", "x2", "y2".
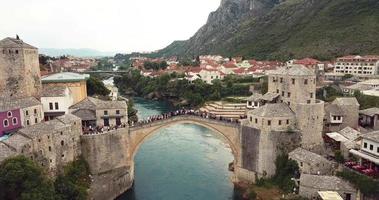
[
  {"x1": 80, "y1": 128, "x2": 132, "y2": 200},
  {"x1": 240, "y1": 124, "x2": 301, "y2": 179},
  {"x1": 295, "y1": 101, "x2": 325, "y2": 151},
  {"x1": 0, "y1": 47, "x2": 41, "y2": 98}
]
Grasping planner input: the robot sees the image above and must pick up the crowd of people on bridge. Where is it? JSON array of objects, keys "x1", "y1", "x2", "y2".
[
  {"x1": 82, "y1": 123, "x2": 128, "y2": 135},
  {"x1": 131, "y1": 109, "x2": 246, "y2": 127},
  {"x1": 82, "y1": 109, "x2": 246, "y2": 135}
]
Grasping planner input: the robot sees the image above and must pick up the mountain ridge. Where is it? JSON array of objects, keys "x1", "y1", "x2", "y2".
[{"x1": 153, "y1": 0, "x2": 379, "y2": 60}]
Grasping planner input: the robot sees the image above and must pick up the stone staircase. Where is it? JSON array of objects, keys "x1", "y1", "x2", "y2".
[{"x1": 200, "y1": 101, "x2": 247, "y2": 119}]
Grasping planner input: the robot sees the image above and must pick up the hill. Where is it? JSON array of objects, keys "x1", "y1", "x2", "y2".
[{"x1": 155, "y1": 0, "x2": 379, "y2": 60}]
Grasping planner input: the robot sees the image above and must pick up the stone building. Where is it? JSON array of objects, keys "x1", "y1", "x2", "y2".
[
  {"x1": 359, "y1": 107, "x2": 379, "y2": 130},
  {"x1": 289, "y1": 147, "x2": 334, "y2": 175},
  {"x1": 299, "y1": 174, "x2": 357, "y2": 200},
  {"x1": 0, "y1": 114, "x2": 82, "y2": 174},
  {"x1": 0, "y1": 37, "x2": 42, "y2": 98},
  {"x1": 324, "y1": 98, "x2": 360, "y2": 132},
  {"x1": 42, "y1": 72, "x2": 90, "y2": 104},
  {"x1": 0, "y1": 96, "x2": 43, "y2": 136},
  {"x1": 242, "y1": 65, "x2": 326, "y2": 178},
  {"x1": 267, "y1": 65, "x2": 325, "y2": 149},
  {"x1": 69, "y1": 97, "x2": 128, "y2": 127}
]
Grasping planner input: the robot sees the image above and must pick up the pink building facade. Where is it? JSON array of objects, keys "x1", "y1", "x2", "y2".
[{"x1": 0, "y1": 109, "x2": 22, "y2": 136}]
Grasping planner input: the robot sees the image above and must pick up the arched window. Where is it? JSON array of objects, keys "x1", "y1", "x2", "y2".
[
  {"x1": 3, "y1": 119, "x2": 9, "y2": 127},
  {"x1": 61, "y1": 140, "x2": 64, "y2": 146},
  {"x1": 12, "y1": 117, "x2": 17, "y2": 125},
  {"x1": 7, "y1": 111, "x2": 12, "y2": 117}
]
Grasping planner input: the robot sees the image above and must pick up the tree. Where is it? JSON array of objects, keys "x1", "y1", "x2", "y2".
[
  {"x1": 0, "y1": 156, "x2": 55, "y2": 200},
  {"x1": 87, "y1": 77, "x2": 110, "y2": 96},
  {"x1": 54, "y1": 158, "x2": 90, "y2": 200}
]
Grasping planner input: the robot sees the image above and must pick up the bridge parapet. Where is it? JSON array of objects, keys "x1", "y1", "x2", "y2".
[{"x1": 130, "y1": 115, "x2": 241, "y2": 131}]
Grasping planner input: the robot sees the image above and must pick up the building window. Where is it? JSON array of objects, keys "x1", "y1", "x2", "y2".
[
  {"x1": 307, "y1": 100, "x2": 311, "y2": 104},
  {"x1": 300, "y1": 162, "x2": 303, "y2": 167},
  {"x1": 286, "y1": 119, "x2": 289, "y2": 125},
  {"x1": 116, "y1": 110, "x2": 120, "y2": 115},
  {"x1": 12, "y1": 117, "x2": 18, "y2": 125},
  {"x1": 377, "y1": 147, "x2": 379, "y2": 153},
  {"x1": 292, "y1": 79, "x2": 295, "y2": 84},
  {"x1": 280, "y1": 78, "x2": 283, "y2": 83},
  {"x1": 250, "y1": 117, "x2": 252, "y2": 122},
  {"x1": 278, "y1": 120, "x2": 282, "y2": 125},
  {"x1": 35, "y1": 118, "x2": 38, "y2": 123},
  {"x1": 25, "y1": 110, "x2": 29, "y2": 116},
  {"x1": 55, "y1": 102, "x2": 59, "y2": 110},
  {"x1": 370, "y1": 144, "x2": 373, "y2": 151},
  {"x1": 3, "y1": 119, "x2": 9, "y2": 127},
  {"x1": 310, "y1": 93, "x2": 314, "y2": 98},
  {"x1": 7, "y1": 111, "x2": 12, "y2": 117},
  {"x1": 61, "y1": 154, "x2": 65, "y2": 158},
  {"x1": 49, "y1": 103, "x2": 53, "y2": 110},
  {"x1": 287, "y1": 92, "x2": 291, "y2": 98},
  {"x1": 26, "y1": 120, "x2": 30, "y2": 126},
  {"x1": 60, "y1": 131, "x2": 63, "y2": 135},
  {"x1": 276, "y1": 89, "x2": 279, "y2": 94},
  {"x1": 255, "y1": 118, "x2": 258, "y2": 124},
  {"x1": 268, "y1": 120, "x2": 271, "y2": 126},
  {"x1": 304, "y1": 79, "x2": 308, "y2": 85},
  {"x1": 364, "y1": 142, "x2": 367, "y2": 148},
  {"x1": 15, "y1": 50, "x2": 19, "y2": 54},
  {"x1": 61, "y1": 140, "x2": 64, "y2": 146},
  {"x1": 34, "y1": 109, "x2": 37, "y2": 114},
  {"x1": 104, "y1": 110, "x2": 108, "y2": 115},
  {"x1": 282, "y1": 91, "x2": 285, "y2": 97},
  {"x1": 49, "y1": 146, "x2": 52, "y2": 152}
]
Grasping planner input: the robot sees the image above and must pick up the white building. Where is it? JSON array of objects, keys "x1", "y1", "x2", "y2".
[
  {"x1": 349, "y1": 131, "x2": 379, "y2": 172},
  {"x1": 334, "y1": 55, "x2": 379, "y2": 76},
  {"x1": 41, "y1": 86, "x2": 74, "y2": 121},
  {"x1": 198, "y1": 69, "x2": 225, "y2": 84}
]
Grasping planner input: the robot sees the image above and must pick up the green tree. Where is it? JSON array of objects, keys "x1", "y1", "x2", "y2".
[
  {"x1": 54, "y1": 157, "x2": 90, "y2": 200},
  {"x1": 87, "y1": 76, "x2": 110, "y2": 96},
  {"x1": 0, "y1": 156, "x2": 55, "y2": 200}
]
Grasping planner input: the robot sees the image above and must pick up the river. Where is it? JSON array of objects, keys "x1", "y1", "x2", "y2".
[{"x1": 117, "y1": 97, "x2": 241, "y2": 200}]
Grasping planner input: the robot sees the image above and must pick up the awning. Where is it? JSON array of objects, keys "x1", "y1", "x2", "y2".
[
  {"x1": 326, "y1": 132, "x2": 349, "y2": 142},
  {"x1": 318, "y1": 191, "x2": 343, "y2": 200},
  {"x1": 349, "y1": 149, "x2": 379, "y2": 165}
]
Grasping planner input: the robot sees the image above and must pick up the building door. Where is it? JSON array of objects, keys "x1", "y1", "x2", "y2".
[
  {"x1": 104, "y1": 118, "x2": 109, "y2": 127},
  {"x1": 116, "y1": 118, "x2": 121, "y2": 126},
  {"x1": 345, "y1": 193, "x2": 351, "y2": 200}
]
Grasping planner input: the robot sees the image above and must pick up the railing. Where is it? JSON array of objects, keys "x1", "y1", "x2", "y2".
[
  {"x1": 130, "y1": 110, "x2": 243, "y2": 130},
  {"x1": 82, "y1": 110, "x2": 244, "y2": 136}
]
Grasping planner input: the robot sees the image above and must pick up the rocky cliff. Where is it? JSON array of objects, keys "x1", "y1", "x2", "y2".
[{"x1": 155, "y1": 0, "x2": 379, "y2": 60}]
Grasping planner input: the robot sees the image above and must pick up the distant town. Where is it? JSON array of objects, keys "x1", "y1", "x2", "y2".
[{"x1": 1, "y1": 36, "x2": 379, "y2": 200}]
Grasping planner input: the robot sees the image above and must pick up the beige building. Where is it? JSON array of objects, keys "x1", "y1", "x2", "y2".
[
  {"x1": 267, "y1": 65, "x2": 325, "y2": 148},
  {"x1": 0, "y1": 37, "x2": 42, "y2": 98},
  {"x1": 42, "y1": 72, "x2": 90, "y2": 104},
  {"x1": 0, "y1": 114, "x2": 82, "y2": 175},
  {"x1": 299, "y1": 174, "x2": 357, "y2": 200},
  {"x1": 289, "y1": 147, "x2": 334, "y2": 175},
  {"x1": 324, "y1": 98, "x2": 360, "y2": 132},
  {"x1": 69, "y1": 97, "x2": 128, "y2": 127}
]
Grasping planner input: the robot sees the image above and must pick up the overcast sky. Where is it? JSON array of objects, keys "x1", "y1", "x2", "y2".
[{"x1": 0, "y1": 0, "x2": 220, "y2": 53}]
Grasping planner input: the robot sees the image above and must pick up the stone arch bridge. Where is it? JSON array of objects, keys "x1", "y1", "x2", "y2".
[
  {"x1": 128, "y1": 115, "x2": 241, "y2": 163},
  {"x1": 81, "y1": 115, "x2": 266, "y2": 200}
]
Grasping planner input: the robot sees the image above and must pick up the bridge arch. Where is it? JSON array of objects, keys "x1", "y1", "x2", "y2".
[{"x1": 128, "y1": 116, "x2": 241, "y2": 164}]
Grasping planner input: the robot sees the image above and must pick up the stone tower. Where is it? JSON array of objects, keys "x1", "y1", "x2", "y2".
[
  {"x1": 268, "y1": 65, "x2": 325, "y2": 150},
  {"x1": 0, "y1": 37, "x2": 42, "y2": 99}
]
